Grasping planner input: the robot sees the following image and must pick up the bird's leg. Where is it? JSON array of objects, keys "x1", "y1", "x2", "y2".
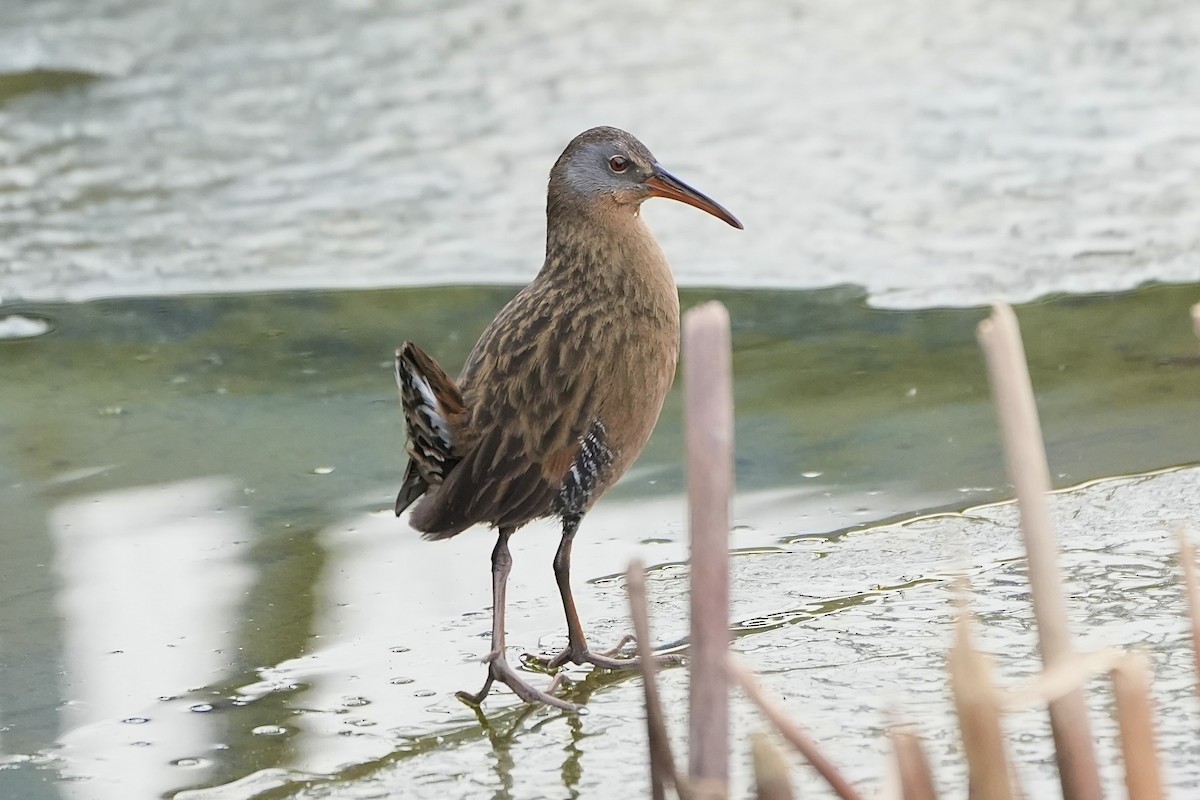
[
  {"x1": 456, "y1": 528, "x2": 581, "y2": 712},
  {"x1": 546, "y1": 516, "x2": 588, "y2": 667},
  {"x1": 538, "y1": 515, "x2": 682, "y2": 672}
]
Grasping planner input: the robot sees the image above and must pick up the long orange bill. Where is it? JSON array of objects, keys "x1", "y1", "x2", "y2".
[{"x1": 646, "y1": 167, "x2": 743, "y2": 229}]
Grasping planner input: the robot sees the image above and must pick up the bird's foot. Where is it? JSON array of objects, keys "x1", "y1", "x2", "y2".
[
  {"x1": 455, "y1": 651, "x2": 582, "y2": 712},
  {"x1": 532, "y1": 634, "x2": 686, "y2": 672}
]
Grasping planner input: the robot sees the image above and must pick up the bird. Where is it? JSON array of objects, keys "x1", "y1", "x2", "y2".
[{"x1": 394, "y1": 126, "x2": 742, "y2": 711}]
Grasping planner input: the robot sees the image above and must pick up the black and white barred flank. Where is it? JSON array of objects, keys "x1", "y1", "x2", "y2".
[{"x1": 553, "y1": 418, "x2": 614, "y2": 518}]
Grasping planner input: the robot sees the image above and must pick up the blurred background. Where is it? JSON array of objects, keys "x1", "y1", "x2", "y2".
[{"x1": 1, "y1": 1, "x2": 1198, "y2": 798}]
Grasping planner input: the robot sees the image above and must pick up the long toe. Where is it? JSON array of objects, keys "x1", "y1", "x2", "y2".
[
  {"x1": 526, "y1": 648, "x2": 575, "y2": 671},
  {"x1": 461, "y1": 656, "x2": 583, "y2": 713},
  {"x1": 596, "y1": 634, "x2": 637, "y2": 658},
  {"x1": 583, "y1": 649, "x2": 685, "y2": 672},
  {"x1": 535, "y1": 642, "x2": 686, "y2": 671},
  {"x1": 454, "y1": 669, "x2": 498, "y2": 707},
  {"x1": 531, "y1": 635, "x2": 679, "y2": 672}
]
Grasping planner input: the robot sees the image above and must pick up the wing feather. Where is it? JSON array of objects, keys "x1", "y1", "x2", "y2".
[
  {"x1": 406, "y1": 289, "x2": 607, "y2": 539},
  {"x1": 394, "y1": 342, "x2": 466, "y2": 516}
]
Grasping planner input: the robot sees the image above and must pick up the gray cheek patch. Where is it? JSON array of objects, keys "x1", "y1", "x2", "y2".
[{"x1": 564, "y1": 142, "x2": 621, "y2": 198}]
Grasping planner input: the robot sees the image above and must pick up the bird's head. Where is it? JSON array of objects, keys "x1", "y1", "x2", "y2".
[{"x1": 548, "y1": 126, "x2": 742, "y2": 229}]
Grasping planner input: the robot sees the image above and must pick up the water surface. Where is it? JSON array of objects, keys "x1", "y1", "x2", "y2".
[
  {"x1": 1, "y1": 282, "x2": 1198, "y2": 797},
  {"x1": 2, "y1": 0, "x2": 1198, "y2": 307}
]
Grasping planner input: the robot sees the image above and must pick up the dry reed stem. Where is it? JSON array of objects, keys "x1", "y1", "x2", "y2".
[
  {"x1": 1175, "y1": 525, "x2": 1200, "y2": 704},
  {"x1": 949, "y1": 607, "x2": 1016, "y2": 800},
  {"x1": 728, "y1": 655, "x2": 865, "y2": 800},
  {"x1": 627, "y1": 560, "x2": 688, "y2": 800},
  {"x1": 976, "y1": 303, "x2": 1102, "y2": 800},
  {"x1": 1109, "y1": 652, "x2": 1164, "y2": 800},
  {"x1": 888, "y1": 722, "x2": 939, "y2": 800},
  {"x1": 1001, "y1": 648, "x2": 1123, "y2": 713},
  {"x1": 751, "y1": 733, "x2": 796, "y2": 800},
  {"x1": 683, "y1": 302, "x2": 734, "y2": 792},
  {"x1": 688, "y1": 779, "x2": 729, "y2": 800}
]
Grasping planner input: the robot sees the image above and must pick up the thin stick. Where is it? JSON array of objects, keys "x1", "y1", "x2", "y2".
[
  {"x1": 684, "y1": 302, "x2": 734, "y2": 793},
  {"x1": 888, "y1": 721, "x2": 939, "y2": 800},
  {"x1": 1109, "y1": 652, "x2": 1164, "y2": 800},
  {"x1": 976, "y1": 304, "x2": 1102, "y2": 800},
  {"x1": 949, "y1": 605, "x2": 1015, "y2": 800},
  {"x1": 751, "y1": 733, "x2": 796, "y2": 800},
  {"x1": 729, "y1": 655, "x2": 865, "y2": 800},
  {"x1": 1176, "y1": 525, "x2": 1200, "y2": 703},
  {"x1": 627, "y1": 559, "x2": 688, "y2": 800}
]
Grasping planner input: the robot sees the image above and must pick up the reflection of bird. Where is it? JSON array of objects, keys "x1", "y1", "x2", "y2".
[{"x1": 395, "y1": 126, "x2": 742, "y2": 710}]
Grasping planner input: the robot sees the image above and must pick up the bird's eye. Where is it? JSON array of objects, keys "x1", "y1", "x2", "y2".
[{"x1": 608, "y1": 155, "x2": 629, "y2": 173}]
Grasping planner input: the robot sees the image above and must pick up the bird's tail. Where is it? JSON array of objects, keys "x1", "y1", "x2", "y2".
[{"x1": 394, "y1": 342, "x2": 465, "y2": 516}]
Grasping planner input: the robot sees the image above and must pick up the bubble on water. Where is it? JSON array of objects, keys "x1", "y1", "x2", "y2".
[
  {"x1": 189, "y1": 703, "x2": 214, "y2": 713},
  {"x1": 121, "y1": 716, "x2": 150, "y2": 725},
  {"x1": 801, "y1": 471, "x2": 823, "y2": 478},
  {"x1": 171, "y1": 757, "x2": 209, "y2": 768},
  {"x1": 311, "y1": 466, "x2": 334, "y2": 475},
  {"x1": 251, "y1": 725, "x2": 288, "y2": 737},
  {"x1": 389, "y1": 677, "x2": 414, "y2": 685},
  {"x1": 343, "y1": 696, "x2": 370, "y2": 707}
]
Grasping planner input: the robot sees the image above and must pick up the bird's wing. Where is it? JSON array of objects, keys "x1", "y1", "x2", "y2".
[
  {"x1": 409, "y1": 427, "x2": 558, "y2": 537},
  {"x1": 394, "y1": 342, "x2": 466, "y2": 515},
  {"x1": 408, "y1": 316, "x2": 600, "y2": 539}
]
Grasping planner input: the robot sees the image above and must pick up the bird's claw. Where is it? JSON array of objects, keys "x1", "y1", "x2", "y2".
[
  {"x1": 456, "y1": 652, "x2": 582, "y2": 713},
  {"x1": 528, "y1": 634, "x2": 681, "y2": 672},
  {"x1": 597, "y1": 634, "x2": 637, "y2": 658}
]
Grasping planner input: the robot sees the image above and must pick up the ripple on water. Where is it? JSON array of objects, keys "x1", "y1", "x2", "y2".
[{"x1": 1, "y1": 2, "x2": 1199, "y2": 307}]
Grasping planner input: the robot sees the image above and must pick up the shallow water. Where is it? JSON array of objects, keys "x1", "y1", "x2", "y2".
[
  {"x1": 1, "y1": 282, "x2": 1199, "y2": 798},
  {"x1": 249, "y1": 464, "x2": 1200, "y2": 799}
]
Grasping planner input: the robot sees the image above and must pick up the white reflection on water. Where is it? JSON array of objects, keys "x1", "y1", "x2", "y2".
[
  {"x1": 249, "y1": 494, "x2": 695, "y2": 774},
  {"x1": 43, "y1": 464, "x2": 1200, "y2": 798},
  {"x1": 234, "y1": 482, "x2": 934, "y2": 777},
  {"x1": 276, "y1": 502, "x2": 679, "y2": 775},
  {"x1": 273, "y1": 467, "x2": 1200, "y2": 799},
  {"x1": 50, "y1": 478, "x2": 255, "y2": 799}
]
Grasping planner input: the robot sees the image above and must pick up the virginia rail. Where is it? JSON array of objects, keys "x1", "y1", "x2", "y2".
[{"x1": 395, "y1": 126, "x2": 741, "y2": 710}]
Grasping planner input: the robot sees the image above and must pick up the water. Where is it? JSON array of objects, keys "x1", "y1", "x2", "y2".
[
  {"x1": 243, "y1": 465, "x2": 1200, "y2": 799},
  {"x1": 2, "y1": 283, "x2": 1199, "y2": 798},
  {"x1": 1, "y1": 1, "x2": 1198, "y2": 307},
  {"x1": 2, "y1": 0, "x2": 1200, "y2": 797}
]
